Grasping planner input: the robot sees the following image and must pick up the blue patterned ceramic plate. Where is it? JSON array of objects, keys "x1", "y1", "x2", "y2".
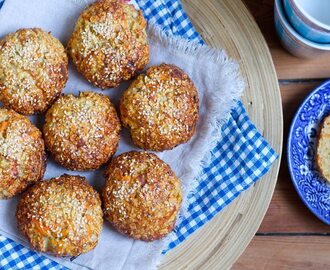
[{"x1": 288, "y1": 79, "x2": 330, "y2": 225}]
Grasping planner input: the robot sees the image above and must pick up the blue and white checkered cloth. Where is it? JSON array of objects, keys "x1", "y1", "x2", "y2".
[{"x1": 0, "y1": 0, "x2": 278, "y2": 269}]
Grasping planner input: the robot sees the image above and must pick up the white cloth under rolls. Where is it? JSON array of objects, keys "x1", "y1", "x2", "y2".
[{"x1": 0, "y1": 0, "x2": 244, "y2": 269}]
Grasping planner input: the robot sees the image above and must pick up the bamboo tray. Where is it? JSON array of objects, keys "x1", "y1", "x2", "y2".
[{"x1": 160, "y1": 0, "x2": 283, "y2": 269}]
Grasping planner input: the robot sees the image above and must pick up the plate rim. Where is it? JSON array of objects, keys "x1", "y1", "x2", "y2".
[{"x1": 287, "y1": 78, "x2": 330, "y2": 225}]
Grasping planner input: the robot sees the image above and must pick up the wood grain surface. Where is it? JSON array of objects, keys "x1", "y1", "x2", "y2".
[
  {"x1": 234, "y1": 0, "x2": 330, "y2": 268},
  {"x1": 233, "y1": 236, "x2": 330, "y2": 270},
  {"x1": 160, "y1": 0, "x2": 283, "y2": 269}
]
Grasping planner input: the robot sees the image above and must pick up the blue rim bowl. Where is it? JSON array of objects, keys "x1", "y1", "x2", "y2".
[
  {"x1": 287, "y1": 79, "x2": 330, "y2": 225},
  {"x1": 275, "y1": 0, "x2": 330, "y2": 58},
  {"x1": 283, "y1": 0, "x2": 330, "y2": 43}
]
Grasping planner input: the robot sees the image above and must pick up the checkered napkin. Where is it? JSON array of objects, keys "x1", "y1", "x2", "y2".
[{"x1": 0, "y1": 0, "x2": 278, "y2": 269}]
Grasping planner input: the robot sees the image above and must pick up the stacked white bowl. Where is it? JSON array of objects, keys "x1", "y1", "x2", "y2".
[{"x1": 275, "y1": 0, "x2": 330, "y2": 58}]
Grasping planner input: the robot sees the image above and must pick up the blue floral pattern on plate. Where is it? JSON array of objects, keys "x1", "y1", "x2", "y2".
[{"x1": 288, "y1": 80, "x2": 330, "y2": 225}]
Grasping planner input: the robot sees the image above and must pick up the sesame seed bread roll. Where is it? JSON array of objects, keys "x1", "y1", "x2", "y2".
[
  {"x1": 68, "y1": 0, "x2": 149, "y2": 89},
  {"x1": 16, "y1": 174, "x2": 103, "y2": 256},
  {"x1": 43, "y1": 92, "x2": 120, "y2": 171},
  {"x1": 120, "y1": 64, "x2": 199, "y2": 151},
  {"x1": 0, "y1": 28, "x2": 68, "y2": 115},
  {"x1": 317, "y1": 115, "x2": 330, "y2": 183},
  {"x1": 0, "y1": 108, "x2": 46, "y2": 199},
  {"x1": 102, "y1": 151, "x2": 182, "y2": 241}
]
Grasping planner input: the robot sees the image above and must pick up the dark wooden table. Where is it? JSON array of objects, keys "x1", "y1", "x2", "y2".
[{"x1": 232, "y1": 1, "x2": 330, "y2": 268}]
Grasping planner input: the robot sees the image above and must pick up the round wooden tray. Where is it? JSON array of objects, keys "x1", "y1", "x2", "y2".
[{"x1": 160, "y1": 0, "x2": 283, "y2": 269}]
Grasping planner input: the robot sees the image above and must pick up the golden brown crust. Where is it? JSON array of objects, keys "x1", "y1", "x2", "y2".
[
  {"x1": 43, "y1": 92, "x2": 121, "y2": 171},
  {"x1": 317, "y1": 115, "x2": 330, "y2": 183},
  {"x1": 67, "y1": 0, "x2": 149, "y2": 89},
  {"x1": 120, "y1": 63, "x2": 199, "y2": 151},
  {"x1": 102, "y1": 151, "x2": 182, "y2": 241},
  {"x1": 0, "y1": 108, "x2": 46, "y2": 199},
  {"x1": 0, "y1": 28, "x2": 68, "y2": 115},
  {"x1": 16, "y1": 174, "x2": 103, "y2": 257}
]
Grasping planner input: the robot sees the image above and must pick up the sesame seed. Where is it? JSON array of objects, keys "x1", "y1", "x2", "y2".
[
  {"x1": 0, "y1": 28, "x2": 68, "y2": 114},
  {"x1": 67, "y1": 0, "x2": 149, "y2": 89},
  {"x1": 44, "y1": 92, "x2": 120, "y2": 170},
  {"x1": 120, "y1": 64, "x2": 199, "y2": 151},
  {"x1": 103, "y1": 151, "x2": 182, "y2": 240}
]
